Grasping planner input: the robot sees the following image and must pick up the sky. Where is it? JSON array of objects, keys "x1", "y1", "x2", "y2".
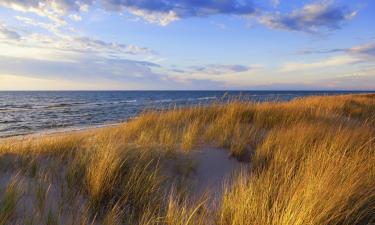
[{"x1": 0, "y1": 0, "x2": 374, "y2": 90}]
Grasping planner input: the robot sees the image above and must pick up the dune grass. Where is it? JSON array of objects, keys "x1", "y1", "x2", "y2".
[
  {"x1": 220, "y1": 123, "x2": 375, "y2": 225},
  {"x1": 0, "y1": 93, "x2": 374, "y2": 224}
]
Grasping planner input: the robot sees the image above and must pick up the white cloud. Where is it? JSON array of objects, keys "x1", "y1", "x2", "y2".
[
  {"x1": 0, "y1": 0, "x2": 93, "y2": 26},
  {"x1": 0, "y1": 24, "x2": 156, "y2": 63},
  {"x1": 127, "y1": 9, "x2": 179, "y2": 26},
  {"x1": 280, "y1": 55, "x2": 361, "y2": 72},
  {"x1": 15, "y1": 16, "x2": 61, "y2": 34},
  {"x1": 69, "y1": 14, "x2": 82, "y2": 21},
  {"x1": 270, "y1": 0, "x2": 280, "y2": 8}
]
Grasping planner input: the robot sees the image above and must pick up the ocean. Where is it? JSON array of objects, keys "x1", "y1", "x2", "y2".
[{"x1": 0, "y1": 91, "x2": 372, "y2": 138}]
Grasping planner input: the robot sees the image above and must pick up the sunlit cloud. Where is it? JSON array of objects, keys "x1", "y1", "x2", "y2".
[
  {"x1": 0, "y1": 22, "x2": 156, "y2": 61},
  {"x1": 15, "y1": 16, "x2": 61, "y2": 34},
  {"x1": 281, "y1": 40, "x2": 375, "y2": 72},
  {"x1": 0, "y1": 0, "x2": 92, "y2": 25},
  {"x1": 280, "y1": 55, "x2": 362, "y2": 72}
]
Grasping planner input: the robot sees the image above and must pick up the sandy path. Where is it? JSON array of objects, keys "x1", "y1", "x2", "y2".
[{"x1": 188, "y1": 147, "x2": 246, "y2": 200}]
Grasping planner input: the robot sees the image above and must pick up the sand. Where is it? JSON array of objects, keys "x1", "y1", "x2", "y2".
[{"x1": 187, "y1": 147, "x2": 246, "y2": 200}]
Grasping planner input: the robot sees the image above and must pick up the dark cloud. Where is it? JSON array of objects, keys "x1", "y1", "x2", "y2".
[
  {"x1": 103, "y1": 0, "x2": 255, "y2": 17},
  {"x1": 350, "y1": 42, "x2": 375, "y2": 57},
  {"x1": 189, "y1": 64, "x2": 251, "y2": 74},
  {"x1": 71, "y1": 37, "x2": 156, "y2": 55},
  {"x1": 260, "y1": 2, "x2": 356, "y2": 33},
  {"x1": 223, "y1": 64, "x2": 250, "y2": 72},
  {"x1": 0, "y1": 0, "x2": 255, "y2": 21},
  {"x1": 0, "y1": 26, "x2": 21, "y2": 40},
  {"x1": 295, "y1": 48, "x2": 346, "y2": 55},
  {"x1": 170, "y1": 69, "x2": 186, "y2": 73},
  {"x1": 296, "y1": 40, "x2": 375, "y2": 59}
]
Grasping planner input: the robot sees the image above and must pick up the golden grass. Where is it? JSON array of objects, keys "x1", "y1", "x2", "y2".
[
  {"x1": 0, "y1": 177, "x2": 21, "y2": 225},
  {"x1": 220, "y1": 123, "x2": 375, "y2": 225},
  {"x1": 0, "y1": 93, "x2": 374, "y2": 224}
]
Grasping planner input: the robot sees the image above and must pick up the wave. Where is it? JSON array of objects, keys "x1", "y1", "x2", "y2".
[
  {"x1": 0, "y1": 120, "x2": 22, "y2": 124},
  {"x1": 0, "y1": 105, "x2": 35, "y2": 112},
  {"x1": 45, "y1": 103, "x2": 74, "y2": 109},
  {"x1": 148, "y1": 99, "x2": 174, "y2": 103},
  {"x1": 124, "y1": 100, "x2": 137, "y2": 103},
  {"x1": 148, "y1": 96, "x2": 218, "y2": 104},
  {"x1": 196, "y1": 96, "x2": 217, "y2": 100},
  {"x1": 110, "y1": 100, "x2": 137, "y2": 104}
]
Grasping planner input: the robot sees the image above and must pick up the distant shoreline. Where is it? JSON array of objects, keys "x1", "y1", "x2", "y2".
[{"x1": 0, "y1": 122, "x2": 123, "y2": 141}]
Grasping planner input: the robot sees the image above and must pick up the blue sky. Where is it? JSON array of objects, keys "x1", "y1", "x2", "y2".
[{"x1": 0, "y1": 0, "x2": 374, "y2": 90}]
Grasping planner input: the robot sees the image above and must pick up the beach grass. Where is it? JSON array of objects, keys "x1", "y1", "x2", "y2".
[{"x1": 0, "y1": 93, "x2": 374, "y2": 224}]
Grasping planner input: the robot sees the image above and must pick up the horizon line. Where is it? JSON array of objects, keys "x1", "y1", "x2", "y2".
[{"x1": 0, "y1": 90, "x2": 374, "y2": 92}]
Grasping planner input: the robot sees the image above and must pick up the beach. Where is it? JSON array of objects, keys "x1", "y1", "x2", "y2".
[{"x1": 0, "y1": 94, "x2": 374, "y2": 224}]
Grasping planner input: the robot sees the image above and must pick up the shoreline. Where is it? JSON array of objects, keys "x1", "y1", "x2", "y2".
[
  {"x1": 2, "y1": 92, "x2": 374, "y2": 141},
  {"x1": 0, "y1": 121, "x2": 124, "y2": 141},
  {"x1": 1, "y1": 92, "x2": 373, "y2": 141}
]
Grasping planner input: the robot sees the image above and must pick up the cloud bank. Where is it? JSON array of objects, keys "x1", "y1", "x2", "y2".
[
  {"x1": 0, "y1": 0, "x2": 93, "y2": 25},
  {"x1": 0, "y1": 0, "x2": 358, "y2": 31},
  {"x1": 1, "y1": 0, "x2": 256, "y2": 26}
]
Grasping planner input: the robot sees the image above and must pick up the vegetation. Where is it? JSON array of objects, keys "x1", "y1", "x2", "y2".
[{"x1": 0, "y1": 94, "x2": 374, "y2": 224}]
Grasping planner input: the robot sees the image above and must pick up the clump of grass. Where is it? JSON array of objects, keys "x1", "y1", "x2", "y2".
[
  {"x1": 103, "y1": 204, "x2": 122, "y2": 225},
  {"x1": 45, "y1": 209, "x2": 58, "y2": 225},
  {"x1": 0, "y1": 177, "x2": 21, "y2": 225},
  {"x1": 219, "y1": 122, "x2": 375, "y2": 225},
  {"x1": 85, "y1": 141, "x2": 124, "y2": 208},
  {"x1": 182, "y1": 120, "x2": 201, "y2": 151},
  {"x1": 164, "y1": 193, "x2": 209, "y2": 225},
  {"x1": 35, "y1": 179, "x2": 51, "y2": 217}
]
